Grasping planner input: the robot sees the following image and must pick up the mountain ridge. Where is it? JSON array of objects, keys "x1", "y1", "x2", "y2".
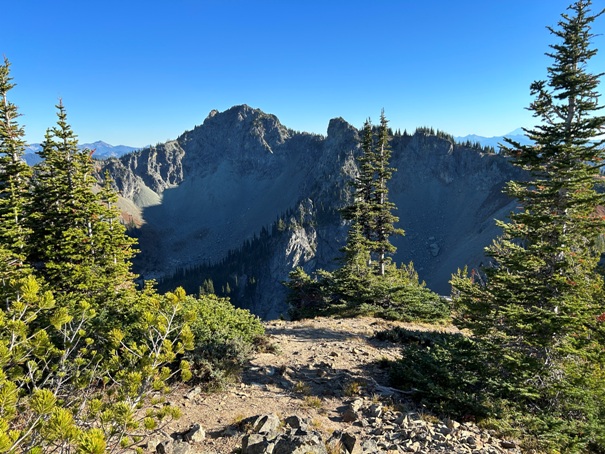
[
  {"x1": 24, "y1": 141, "x2": 140, "y2": 165},
  {"x1": 455, "y1": 128, "x2": 533, "y2": 151},
  {"x1": 99, "y1": 105, "x2": 523, "y2": 318}
]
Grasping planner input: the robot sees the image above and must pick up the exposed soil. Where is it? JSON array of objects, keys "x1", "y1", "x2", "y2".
[{"x1": 151, "y1": 316, "x2": 466, "y2": 453}]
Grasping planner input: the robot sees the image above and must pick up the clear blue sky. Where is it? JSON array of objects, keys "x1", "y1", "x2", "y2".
[{"x1": 4, "y1": 1, "x2": 605, "y2": 147}]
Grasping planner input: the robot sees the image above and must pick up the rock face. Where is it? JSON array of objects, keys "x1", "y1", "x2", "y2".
[{"x1": 100, "y1": 105, "x2": 522, "y2": 318}]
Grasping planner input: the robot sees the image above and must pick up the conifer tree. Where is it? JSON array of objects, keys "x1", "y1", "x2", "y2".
[
  {"x1": 342, "y1": 119, "x2": 376, "y2": 264},
  {"x1": 28, "y1": 103, "x2": 137, "y2": 320},
  {"x1": 373, "y1": 111, "x2": 404, "y2": 275},
  {"x1": 0, "y1": 58, "x2": 32, "y2": 285},
  {"x1": 451, "y1": 0, "x2": 605, "y2": 442},
  {"x1": 342, "y1": 113, "x2": 403, "y2": 275}
]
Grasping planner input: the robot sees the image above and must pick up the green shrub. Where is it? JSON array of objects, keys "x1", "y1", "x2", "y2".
[
  {"x1": 383, "y1": 324, "x2": 605, "y2": 453},
  {"x1": 286, "y1": 263, "x2": 450, "y2": 323},
  {"x1": 0, "y1": 276, "x2": 192, "y2": 453},
  {"x1": 182, "y1": 293, "x2": 264, "y2": 387},
  {"x1": 285, "y1": 267, "x2": 331, "y2": 320},
  {"x1": 382, "y1": 328, "x2": 499, "y2": 418}
]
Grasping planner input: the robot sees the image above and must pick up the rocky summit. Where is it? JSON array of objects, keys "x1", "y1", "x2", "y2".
[{"x1": 100, "y1": 105, "x2": 522, "y2": 319}]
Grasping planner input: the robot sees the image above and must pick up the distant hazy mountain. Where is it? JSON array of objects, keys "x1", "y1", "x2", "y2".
[
  {"x1": 23, "y1": 141, "x2": 140, "y2": 166},
  {"x1": 456, "y1": 128, "x2": 533, "y2": 151}
]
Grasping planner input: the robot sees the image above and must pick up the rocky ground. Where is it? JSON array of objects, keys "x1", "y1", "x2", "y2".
[{"x1": 143, "y1": 317, "x2": 521, "y2": 453}]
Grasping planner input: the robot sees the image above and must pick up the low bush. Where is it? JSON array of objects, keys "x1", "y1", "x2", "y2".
[
  {"x1": 382, "y1": 326, "x2": 605, "y2": 453},
  {"x1": 381, "y1": 328, "x2": 499, "y2": 419},
  {"x1": 0, "y1": 276, "x2": 192, "y2": 453},
  {"x1": 182, "y1": 293, "x2": 264, "y2": 388},
  {"x1": 285, "y1": 263, "x2": 450, "y2": 323}
]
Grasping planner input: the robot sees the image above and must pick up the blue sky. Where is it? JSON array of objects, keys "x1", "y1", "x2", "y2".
[{"x1": 4, "y1": 1, "x2": 605, "y2": 147}]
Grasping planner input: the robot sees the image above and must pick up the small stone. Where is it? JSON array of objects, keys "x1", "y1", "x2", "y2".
[
  {"x1": 431, "y1": 432, "x2": 446, "y2": 442},
  {"x1": 439, "y1": 425, "x2": 452, "y2": 436},
  {"x1": 156, "y1": 440, "x2": 173, "y2": 454},
  {"x1": 367, "y1": 403, "x2": 383, "y2": 418},
  {"x1": 405, "y1": 441, "x2": 421, "y2": 452},
  {"x1": 391, "y1": 412, "x2": 404, "y2": 424},
  {"x1": 465, "y1": 435, "x2": 477, "y2": 445},
  {"x1": 340, "y1": 432, "x2": 362, "y2": 454},
  {"x1": 273, "y1": 432, "x2": 328, "y2": 454},
  {"x1": 185, "y1": 387, "x2": 201, "y2": 400},
  {"x1": 181, "y1": 423, "x2": 205, "y2": 443},
  {"x1": 171, "y1": 441, "x2": 191, "y2": 454},
  {"x1": 252, "y1": 413, "x2": 281, "y2": 435},
  {"x1": 242, "y1": 433, "x2": 272, "y2": 454},
  {"x1": 349, "y1": 399, "x2": 364, "y2": 412},
  {"x1": 361, "y1": 438, "x2": 379, "y2": 452},
  {"x1": 342, "y1": 408, "x2": 358, "y2": 423},
  {"x1": 501, "y1": 440, "x2": 517, "y2": 449},
  {"x1": 285, "y1": 415, "x2": 309, "y2": 431}
]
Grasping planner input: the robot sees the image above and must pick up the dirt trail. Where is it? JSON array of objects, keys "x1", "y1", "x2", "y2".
[
  {"x1": 150, "y1": 318, "x2": 441, "y2": 452},
  {"x1": 150, "y1": 317, "x2": 517, "y2": 454}
]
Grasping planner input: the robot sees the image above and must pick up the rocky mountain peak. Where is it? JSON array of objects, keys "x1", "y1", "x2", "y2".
[
  {"x1": 100, "y1": 105, "x2": 522, "y2": 318},
  {"x1": 327, "y1": 116, "x2": 356, "y2": 138},
  {"x1": 201, "y1": 104, "x2": 289, "y2": 143},
  {"x1": 180, "y1": 105, "x2": 292, "y2": 170}
]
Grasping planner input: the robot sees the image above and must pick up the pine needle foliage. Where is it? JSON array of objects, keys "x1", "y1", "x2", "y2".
[
  {"x1": 341, "y1": 112, "x2": 404, "y2": 276},
  {"x1": 0, "y1": 58, "x2": 32, "y2": 288},
  {"x1": 0, "y1": 61, "x2": 265, "y2": 452},
  {"x1": 287, "y1": 112, "x2": 447, "y2": 323},
  {"x1": 448, "y1": 1, "x2": 605, "y2": 450}
]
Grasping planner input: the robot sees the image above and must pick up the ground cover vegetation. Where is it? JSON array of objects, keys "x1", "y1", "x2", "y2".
[
  {"x1": 286, "y1": 112, "x2": 449, "y2": 323},
  {"x1": 0, "y1": 58, "x2": 263, "y2": 453},
  {"x1": 388, "y1": 1, "x2": 605, "y2": 452}
]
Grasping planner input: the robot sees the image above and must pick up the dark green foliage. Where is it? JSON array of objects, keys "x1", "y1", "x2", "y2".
[
  {"x1": 0, "y1": 58, "x2": 32, "y2": 286},
  {"x1": 441, "y1": 2, "x2": 605, "y2": 451},
  {"x1": 342, "y1": 113, "x2": 403, "y2": 276},
  {"x1": 386, "y1": 327, "x2": 605, "y2": 452},
  {"x1": 182, "y1": 293, "x2": 264, "y2": 388},
  {"x1": 414, "y1": 126, "x2": 455, "y2": 144},
  {"x1": 383, "y1": 328, "x2": 499, "y2": 418},
  {"x1": 285, "y1": 267, "x2": 329, "y2": 320},
  {"x1": 286, "y1": 263, "x2": 449, "y2": 323},
  {"x1": 373, "y1": 112, "x2": 405, "y2": 275},
  {"x1": 286, "y1": 112, "x2": 447, "y2": 323},
  {"x1": 26, "y1": 104, "x2": 141, "y2": 345}
]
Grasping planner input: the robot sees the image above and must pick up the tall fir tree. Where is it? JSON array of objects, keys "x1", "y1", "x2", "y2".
[
  {"x1": 342, "y1": 119, "x2": 376, "y2": 266},
  {"x1": 28, "y1": 103, "x2": 137, "y2": 320},
  {"x1": 451, "y1": 0, "x2": 605, "y2": 443},
  {"x1": 373, "y1": 110, "x2": 404, "y2": 275},
  {"x1": 0, "y1": 58, "x2": 32, "y2": 286},
  {"x1": 342, "y1": 113, "x2": 403, "y2": 275}
]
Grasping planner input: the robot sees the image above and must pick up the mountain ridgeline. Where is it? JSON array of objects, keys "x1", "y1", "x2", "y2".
[{"x1": 99, "y1": 105, "x2": 522, "y2": 318}]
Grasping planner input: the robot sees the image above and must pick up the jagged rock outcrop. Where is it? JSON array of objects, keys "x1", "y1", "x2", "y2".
[
  {"x1": 100, "y1": 105, "x2": 522, "y2": 318},
  {"x1": 102, "y1": 140, "x2": 185, "y2": 209}
]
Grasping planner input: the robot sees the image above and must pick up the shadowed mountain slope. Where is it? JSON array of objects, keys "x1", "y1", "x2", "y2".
[{"x1": 100, "y1": 105, "x2": 522, "y2": 318}]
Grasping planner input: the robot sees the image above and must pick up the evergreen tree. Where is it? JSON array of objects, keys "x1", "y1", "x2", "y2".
[
  {"x1": 342, "y1": 113, "x2": 403, "y2": 275},
  {"x1": 28, "y1": 103, "x2": 137, "y2": 322},
  {"x1": 96, "y1": 171, "x2": 138, "y2": 288},
  {"x1": 373, "y1": 110, "x2": 404, "y2": 275},
  {"x1": 0, "y1": 58, "x2": 32, "y2": 286},
  {"x1": 451, "y1": 1, "x2": 605, "y2": 446},
  {"x1": 342, "y1": 119, "x2": 376, "y2": 264}
]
